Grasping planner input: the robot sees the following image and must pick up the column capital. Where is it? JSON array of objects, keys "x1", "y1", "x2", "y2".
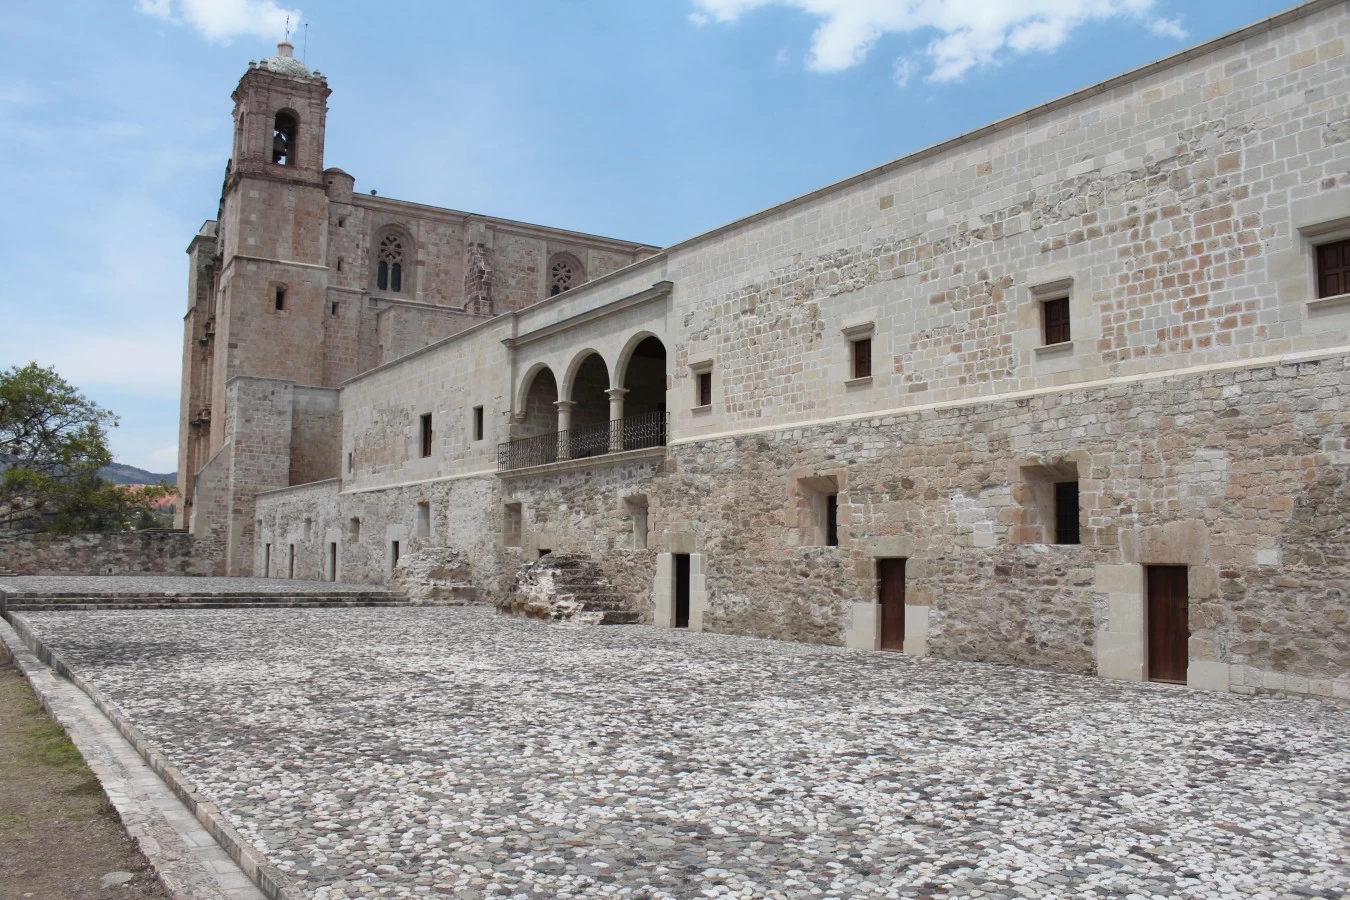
[
  {"x1": 605, "y1": 387, "x2": 630, "y2": 399},
  {"x1": 554, "y1": 399, "x2": 576, "y2": 411}
]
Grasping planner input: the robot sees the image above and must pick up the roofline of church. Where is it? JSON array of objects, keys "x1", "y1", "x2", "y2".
[{"x1": 346, "y1": 192, "x2": 661, "y2": 253}]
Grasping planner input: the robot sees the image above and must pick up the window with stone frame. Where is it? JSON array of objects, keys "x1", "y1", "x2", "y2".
[
  {"x1": 548, "y1": 254, "x2": 583, "y2": 297},
  {"x1": 1042, "y1": 295, "x2": 1071, "y2": 345},
  {"x1": 375, "y1": 233, "x2": 407, "y2": 293},
  {"x1": 1316, "y1": 238, "x2": 1350, "y2": 299}
]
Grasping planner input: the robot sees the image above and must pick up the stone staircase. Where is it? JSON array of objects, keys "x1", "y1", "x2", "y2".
[
  {"x1": 0, "y1": 587, "x2": 407, "y2": 613},
  {"x1": 498, "y1": 553, "x2": 638, "y2": 625}
]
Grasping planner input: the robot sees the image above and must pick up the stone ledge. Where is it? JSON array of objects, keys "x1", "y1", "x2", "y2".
[{"x1": 497, "y1": 446, "x2": 667, "y2": 479}]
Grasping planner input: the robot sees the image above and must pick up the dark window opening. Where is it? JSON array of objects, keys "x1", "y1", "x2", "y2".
[
  {"x1": 1043, "y1": 296, "x2": 1071, "y2": 345},
  {"x1": 1317, "y1": 238, "x2": 1350, "y2": 299},
  {"x1": 852, "y1": 337, "x2": 872, "y2": 379},
  {"x1": 330, "y1": 302, "x2": 339, "y2": 316},
  {"x1": 336, "y1": 258, "x2": 343, "y2": 272},
  {"x1": 274, "y1": 287, "x2": 286, "y2": 311},
  {"x1": 825, "y1": 493, "x2": 840, "y2": 547},
  {"x1": 391, "y1": 540, "x2": 400, "y2": 568},
  {"x1": 420, "y1": 413, "x2": 433, "y2": 458},
  {"x1": 674, "y1": 553, "x2": 691, "y2": 628},
  {"x1": 347, "y1": 451, "x2": 354, "y2": 473},
  {"x1": 272, "y1": 111, "x2": 296, "y2": 165},
  {"x1": 338, "y1": 216, "x2": 346, "y2": 228},
  {"x1": 538, "y1": 548, "x2": 551, "y2": 558},
  {"x1": 473, "y1": 406, "x2": 484, "y2": 441},
  {"x1": 1054, "y1": 481, "x2": 1080, "y2": 545},
  {"x1": 697, "y1": 371, "x2": 712, "y2": 407},
  {"x1": 377, "y1": 260, "x2": 388, "y2": 290},
  {"x1": 391, "y1": 262, "x2": 402, "y2": 293}
]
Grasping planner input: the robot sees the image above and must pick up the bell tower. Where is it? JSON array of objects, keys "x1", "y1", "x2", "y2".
[
  {"x1": 229, "y1": 40, "x2": 330, "y2": 185},
  {"x1": 192, "y1": 41, "x2": 336, "y2": 574}
]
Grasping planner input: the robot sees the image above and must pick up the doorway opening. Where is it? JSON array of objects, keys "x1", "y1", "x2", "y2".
[
  {"x1": 674, "y1": 553, "x2": 691, "y2": 628},
  {"x1": 329, "y1": 542, "x2": 337, "y2": 582},
  {"x1": 264, "y1": 543, "x2": 271, "y2": 577},
  {"x1": 877, "y1": 558, "x2": 906, "y2": 651},
  {"x1": 287, "y1": 544, "x2": 295, "y2": 579},
  {"x1": 1146, "y1": 565, "x2": 1189, "y2": 684}
]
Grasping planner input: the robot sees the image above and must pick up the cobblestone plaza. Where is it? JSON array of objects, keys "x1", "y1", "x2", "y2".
[{"x1": 19, "y1": 607, "x2": 1348, "y2": 899}]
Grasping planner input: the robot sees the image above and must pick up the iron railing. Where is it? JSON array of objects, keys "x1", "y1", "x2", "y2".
[{"x1": 498, "y1": 411, "x2": 668, "y2": 472}]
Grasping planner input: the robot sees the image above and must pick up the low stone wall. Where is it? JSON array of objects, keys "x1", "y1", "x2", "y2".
[{"x1": 0, "y1": 531, "x2": 220, "y2": 576}]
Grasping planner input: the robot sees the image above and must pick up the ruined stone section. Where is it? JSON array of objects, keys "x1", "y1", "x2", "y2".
[
  {"x1": 389, "y1": 548, "x2": 479, "y2": 605},
  {"x1": 499, "y1": 554, "x2": 639, "y2": 625},
  {"x1": 0, "y1": 532, "x2": 218, "y2": 577}
]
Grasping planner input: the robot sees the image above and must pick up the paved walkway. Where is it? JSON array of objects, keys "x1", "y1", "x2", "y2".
[{"x1": 17, "y1": 607, "x2": 1349, "y2": 899}]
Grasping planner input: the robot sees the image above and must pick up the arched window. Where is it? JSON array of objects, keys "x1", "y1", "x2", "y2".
[
  {"x1": 375, "y1": 233, "x2": 406, "y2": 293},
  {"x1": 272, "y1": 111, "x2": 297, "y2": 165},
  {"x1": 548, "y1": 254, "x2": 583, "y2": 297}
]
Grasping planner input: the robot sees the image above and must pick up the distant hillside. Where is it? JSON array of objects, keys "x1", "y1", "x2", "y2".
[{"x1": 100, "y1": 463, "x2": 176, "y2": 485}]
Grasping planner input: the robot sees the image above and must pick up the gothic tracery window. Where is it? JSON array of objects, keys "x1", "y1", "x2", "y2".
[
  {"x1": 375, "y1": 233, "x2": 406, "y2": 293},
  {"x1": 548, "y1": 254, "x2": 583, "y2": 297}
]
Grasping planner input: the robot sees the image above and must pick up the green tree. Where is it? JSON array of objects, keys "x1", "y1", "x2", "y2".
[{"x1": 0, "y1": 363, "x2": 174, "y2": 535}]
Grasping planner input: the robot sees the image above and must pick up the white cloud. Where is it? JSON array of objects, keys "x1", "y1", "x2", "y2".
[
  {"x1": 135, "y1": 0, "x2": 301, "y2": 45},
  {"x1": 892, "y1": 55, "x2": 916, "y2": 88},
  {"x1": 690, "y1": 0, "x2": 1187, "y2": 83},
  {"x1": 147, "y1": 443, "x2": 180, "y2": 469}
]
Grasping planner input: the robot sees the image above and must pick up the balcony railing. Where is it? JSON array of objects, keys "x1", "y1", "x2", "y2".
[{"x1": 498, "y1": 411, "x2": 668, "y2": 472}]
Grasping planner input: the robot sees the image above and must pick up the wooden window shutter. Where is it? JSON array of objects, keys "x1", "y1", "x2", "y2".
[
  {"x1": 852, "y1": 338, "x2": 872, "y2": 379},
  {"x1": 1043, "y1": 297, "x2": 1071, "y2": 345},
  {"x1": 1317, "y1": 239, "x2": 1350, "y2": 299}
]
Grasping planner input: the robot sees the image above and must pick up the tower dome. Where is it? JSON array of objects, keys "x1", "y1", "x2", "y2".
[{"x1": 257, "y1": 39, "x2": 313, "y2": 78}]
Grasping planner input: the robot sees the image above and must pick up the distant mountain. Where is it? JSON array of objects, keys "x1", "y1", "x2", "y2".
[{"x1": 100, "y1": 463, "x2": 177, "y2": 485}]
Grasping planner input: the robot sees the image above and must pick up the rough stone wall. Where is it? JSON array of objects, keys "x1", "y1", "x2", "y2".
[
  {"x1": 654, "y1": 354, "x2": 1348, "y2": 681},
  {"x1": 0, "y1": 532, "x2": 217, "y2": 577},
  {"x1": 226, "y1": 377, "x2": 294, "y2": 575}
]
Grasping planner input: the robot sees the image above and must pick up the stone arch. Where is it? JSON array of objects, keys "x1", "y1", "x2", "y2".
[
  {"x1": 272, "y1": 108, "x2": 299, "y2": 165},
  {"x1": 517, "y1": 365, "x2": 558, "y2": 439},
  {"x1": 619, "y1": 334, "x2": 667, "y2": 421},
  {"x1": 371, "y1": 225, "x2": 415, "y2": 295}
]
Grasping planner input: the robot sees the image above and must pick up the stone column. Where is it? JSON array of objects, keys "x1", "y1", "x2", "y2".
[
  {"x1": 606, "y1": 388, "x2": 628, "y2": 452},
  {"x1": 554, "y1": 399, "x2": 574, "y2": 461}
]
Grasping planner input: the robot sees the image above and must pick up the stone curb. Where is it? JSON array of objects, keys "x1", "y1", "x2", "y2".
[{"x1": 2, "y1": 611, "x2": 303, "y2": 900}]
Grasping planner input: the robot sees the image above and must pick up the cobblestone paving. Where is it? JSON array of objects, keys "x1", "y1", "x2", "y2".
[{"x1": 20, "y1": 607, "x2": 1349, "y2": 900}]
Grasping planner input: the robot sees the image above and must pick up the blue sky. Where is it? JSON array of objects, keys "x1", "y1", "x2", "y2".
[{"x1": 0, "y1": 0, "x2": 1295, "y2": 473}]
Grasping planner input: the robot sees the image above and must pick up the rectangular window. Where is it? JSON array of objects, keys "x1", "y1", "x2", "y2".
[
  {"x1": 330, "y1": 302, "x2": 339, "y2": 316},
  {"x1": 348, "y1": 517, "x2": 361, "y2": 542},
  {"x1": 420, "y1": 413, "x2": 433, "y2": 458},
  {"x1": 473, "y1": 406, "x2": 484, "y2": 441},
  {"x1": 1317, "y1": 238, "x2": 1350, "y2": 299},
  {"x1": 347, "y1": 451, "x2": 354, "y2": 473},
  {"x1": 825, "y1": 493, "x2": 840, "y2": 547},
  {"x1": 851, "y1": 337, "x2": 872, "y2": 379},
  {"x1": 1043, "y1": 296, "x2": 1071, "y2": 345},
  {"x1": 416, "y1": 501, "x2": 431, "y2": 538},
  {"x1": 1054, "y1": 481, "x2": 1080, "y2": 545},
  {"x1": 274, "y1": 287, "x2": 286, "y2": 311},
  {"x1": 391, "y1": 540, "x2": 401, "y2": 568},
  {"x1": 503, "y1": 502, "x2": 522, "y2": 547},
  {"x1": 697, "y1": 371, "x2": 712, "y2": 408}
]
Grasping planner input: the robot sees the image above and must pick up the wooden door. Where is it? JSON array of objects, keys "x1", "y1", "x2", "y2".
[
  {"x1": 674, "y1": 554, "x2": 691, "y2": 629},
  {"x1": 1147, "y1": 565, "x2": 1189, "y2": 684},
  {"x1": 878, "y1": 558, "x2": 906, "y2": 651}
]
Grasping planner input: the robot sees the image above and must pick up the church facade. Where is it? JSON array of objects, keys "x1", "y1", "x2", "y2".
[{"x1": 180, "y1": 0, "x2": 1350, "y2": 702}]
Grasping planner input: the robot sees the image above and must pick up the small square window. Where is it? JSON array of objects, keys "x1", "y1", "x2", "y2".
[
  {"x1": 420, "y1": 413, "x2": 433, "y2": 458},
  {"x1": 851, "y1": 337, "x2": 872, "y2": 380},
  {"x1": 1316, "y1": 238, "x2": 1350, "y2": 299},
  {"x1": 697, "y1": 371, "x2": 712, "y2": 407},
  {"x1": 473, "y1": 406, "x2": 484, "y2": 441},
  {"x1": 274, "y1": 287, "x2": 286, "y2": 311},
  {"x1": 1042, "y1": 296, "x2": 1070, "y2": 345}
]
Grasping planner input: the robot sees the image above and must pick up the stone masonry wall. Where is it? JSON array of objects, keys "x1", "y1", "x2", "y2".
[{"x1": 0, "y1": 532, "x2": 218, "y2": 577}]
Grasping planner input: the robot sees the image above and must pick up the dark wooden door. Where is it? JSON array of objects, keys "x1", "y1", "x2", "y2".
[
  {"x1": 674, "y1": 554, "x2": 691, "y2": 628},
  {"x1": 878, "y1": 558, "x2": 906, "y2": 651},
  {"x1": 1147, "y1": 565, "x2": 1189, "y2": 683}
]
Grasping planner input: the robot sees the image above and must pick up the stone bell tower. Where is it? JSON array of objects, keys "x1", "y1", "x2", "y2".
[{"x1": 178, "y1": 40, "x2": 335, "y2": 575}]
